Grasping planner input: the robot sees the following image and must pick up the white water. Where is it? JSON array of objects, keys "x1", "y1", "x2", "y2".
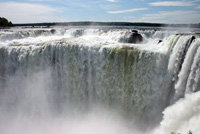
[
  {"x1": 0, "y1": 27, "x2": 200, "y2": 134},
  {"x1": 154, "y1": 91, "x2": 200, "y2": 134},
  {"x1": 0, "y1": 28, "x2": 176, "y2": 53}
]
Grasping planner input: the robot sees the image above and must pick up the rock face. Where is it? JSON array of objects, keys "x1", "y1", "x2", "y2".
[
  {"x1": 119, "y1": 30, "x2": 143, "y2": 43},
  {"x1": 50, "y1": 29, "x2": 56, "y2": 34},
  {"x1": 127, "y1": 30, "x2": 143, "y2": 43},
  {"x1": 158, "y1": 40, "x2": 162, "y2": 44},
  {"x1": 72, "y1": 29, "x2": 84, "y2": 37}
]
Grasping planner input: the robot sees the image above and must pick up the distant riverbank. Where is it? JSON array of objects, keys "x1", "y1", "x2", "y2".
[{"x1": 13, "y1": 21, "x2": 200, "y2": 28}]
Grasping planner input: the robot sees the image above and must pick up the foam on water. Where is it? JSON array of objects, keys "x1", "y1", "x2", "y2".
[
  {"x1": 154, "y1": 91, "x2": 200, "y2": 134},
  {"x1": 0, "y1": 28, "x2": 179, "y2": 55}
]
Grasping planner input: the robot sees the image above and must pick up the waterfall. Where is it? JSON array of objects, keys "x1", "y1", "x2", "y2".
[
  {"x1": 155, "y1": 36, "x2": 200, "y2": 134},
  {"x1": 0, "y1": 27, "x2": 199, "y2": 134},
  {"x1": 154, "y1": 91, "x2": 200, "y2": 134}
]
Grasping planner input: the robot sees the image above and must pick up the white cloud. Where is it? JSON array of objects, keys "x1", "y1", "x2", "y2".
[
  {"x1": 135, "y1": 10, "x2": 200, "y2": 23},
  {"x1": 197, "y1": 5, "x2": 200, "y2": 8},
  {"x1": 106, "y1": 0, "x2": 117, "y2": 2},
  {"x1": 108, "y1": 8, "x2": 147, "y2": 14},
  {"x1": 0, "y1": 2, "x2": 65, "y2": 23},
  {"x1": 149, "y1": 1, "x2": 194, "y2": 6}
]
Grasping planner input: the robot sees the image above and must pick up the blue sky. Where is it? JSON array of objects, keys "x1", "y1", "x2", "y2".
[{"x1": 0, "y1": 0, "x2": 200, "y2": 23}]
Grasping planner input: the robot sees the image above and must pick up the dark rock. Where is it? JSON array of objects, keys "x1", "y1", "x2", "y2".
[
  {"x1": 127, "y1": 32, "x2": 143, "y2": 43},
  {"x1": 72, "y1": 29, "x2": 84, "y2": 37},
  {"x1": 158, "y1": 40, "x2": 162, "y2": 43},
  {"x1": 50, "y1": 29, "x2": 56, "y2": 34},
  {"x1": 119, "y1": 30, "x2": 143, "y2": 43},
  {"x1": 131, "y1": 30, "x2": 138, "y2": 33},
  {"x1": 191, "y1": 35, "x2": 195, "y2": 41}
]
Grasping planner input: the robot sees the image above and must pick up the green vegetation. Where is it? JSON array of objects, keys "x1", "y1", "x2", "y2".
[{"x1": 0, "y1": 17, "x2": 12, "y2": 27}]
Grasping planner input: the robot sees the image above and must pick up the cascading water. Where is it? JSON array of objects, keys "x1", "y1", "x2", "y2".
[{"x1": 0, "y1": 27, "x2": 199, "y2": 134}]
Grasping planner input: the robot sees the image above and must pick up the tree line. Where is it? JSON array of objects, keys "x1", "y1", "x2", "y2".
[
  {"x1": 0, "y1": 17, "x2": 13, "y2": 27},
  {"x1": 14, "y1": 21, "x2": 200, "y2": 28}
]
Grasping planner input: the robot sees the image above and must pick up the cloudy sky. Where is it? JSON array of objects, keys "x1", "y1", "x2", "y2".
[{"x1": 0, "y1": 0, "x2": 200, "y2": 24}]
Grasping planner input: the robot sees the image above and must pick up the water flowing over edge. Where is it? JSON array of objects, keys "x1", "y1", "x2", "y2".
[{"x1": 0, "y1": 27, "x2": 200, "y2": 134}]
